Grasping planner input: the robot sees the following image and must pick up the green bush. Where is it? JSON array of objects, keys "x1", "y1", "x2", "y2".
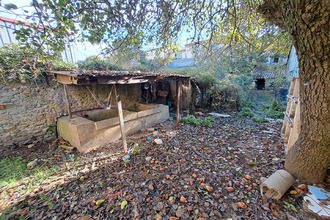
[
  {"x1": 238, "y1": 107, "x2": 254, "y2": 117},
  {"x1": 78, "y1": 56, "x2": 124, "y2": 71}
]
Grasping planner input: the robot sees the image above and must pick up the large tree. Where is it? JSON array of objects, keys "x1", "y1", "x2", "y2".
[
  {"x1": 259, "y1": 0, "x2": 330, "y2": 183},
  {"x1": 2, "y1": 0, "x2": 329, "y2": 183}
]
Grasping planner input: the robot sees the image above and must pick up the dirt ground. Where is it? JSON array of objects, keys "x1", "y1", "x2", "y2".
[{"x1": 0, "y1": 113, "x2": 327, "y2": 220}]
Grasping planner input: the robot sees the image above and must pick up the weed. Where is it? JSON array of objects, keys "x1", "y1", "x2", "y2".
[
  {"x1": 252, "y1": 117, "x2": 269, "y2": 123},
  {"x1": 132, "y1": 143, "x2": 145, "y2": 154},
  {"x1": 204, "y1": 117, "x2": 215, "y2": 127},
  {"x1": 181, "y1": 115, "x2": 203, "y2": 126},
  {"x1": 181, "y1": 115, "x2": 215, "y2": 127},
  {"x1": 263, "y1": 100, "x2": 285, "y2": 118},
  {"x1": 124, "y1": 159, "x2": 130, "y2": 167},
  {"x1": 238, "y1": 107, "x2": 254, "y2": 117},
  {"x1": 46, "y1": 124, "x2": 57, "y2": 136}
]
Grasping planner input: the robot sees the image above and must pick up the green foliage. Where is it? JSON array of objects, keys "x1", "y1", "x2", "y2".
[
  {"x1": 78, "y1": 56, "x2": 124, "y2": 71},
  {"x1": 0, "y1": 44, "x2": 77, "y2": 84},
  {"x1": 181, "y1": 115, "x2": 215, "y2": 127},
  {"x1": 51, "y1": 59, "x2": 77, "y2": 71},
  {"x1": 181, "y1": 115, "x2": 203, "y2": 127},
  {"x1": 252, "y1": 117, "x2": 269, "y2": 123},
  {"x1": 238, "y1": 107, "x2": 254, "y2": 117},
  {"x1": 263, "y1": 100, "x2": 285, "y2": 118},
  {"x1": 243, "y1": 101, "x2": 255, "y2": 109},
  {"x1": 46, "y1": 124, "x2": 57, "y2": 136},
  {"x1": 204, "y1": 117, "x2": 215, "y2": 127},
  {"x1": 132, "y1": 143, "x2": 146, "y2": 154}
]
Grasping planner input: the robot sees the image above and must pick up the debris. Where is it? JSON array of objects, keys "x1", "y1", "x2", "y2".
[
  {"x1": 27, "y1": 160, "x2": 38, "y2": 169},
  {"x1": 303, "y1": 186, "x2": 330, "y2": 218},
  {"x1": 122, "y1": 155, "x2": 130, "y2": 160},
  {"x1": 66, "y1": 154, "x2": 75, "y2": 160},
  {"x1": 59, "y1": 145, "x2": 74, "y2": 151},
  {"x1": 147, "y1": 137, "x2": 151, "y2": 141},
  {"x1": 260, "y1": 170, "x2": 294, "y2": 200},
  {"x1": 121, "y1": 200, "x2": 128, "y2": 210},
  {"x1": 27, "y1": 144, "x2": 34, "y2": 149},
  {"x1": 308, "y1": 185, "x2": 330, "y2": 200},
  {"x1": 154, "y1": 139, "x2": 163, "y2": 145},
  {"x1": 95, "y1": 199, "x2": 105, "y2": 206},
  {"x1": 147, "y1": 128, "x2": 155, "y2": 132},
  {"x1": 145, "y1": 156, "x2": 152, "y2": 161}
]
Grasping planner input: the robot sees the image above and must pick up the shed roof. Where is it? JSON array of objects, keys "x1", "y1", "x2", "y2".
[
  {"x1": 51, "y1": 70, "x2": 190, "y2": 85},
  {"x1": 253, "y1": 71, "x2": 285, "y2": 80}
]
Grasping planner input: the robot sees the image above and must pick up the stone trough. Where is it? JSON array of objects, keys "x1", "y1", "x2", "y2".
[{"x1": 57, "y1": 104, "x2": 169, "y2": 153}]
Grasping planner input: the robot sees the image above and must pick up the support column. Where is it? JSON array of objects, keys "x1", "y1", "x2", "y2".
[
  {"x1": 176, "y1": 80, "x2": 181, "y2": 127},
  {"x1": 114, "y1": 84, "x2": 128, "y2": 153},
  {"x1": 63, "y1": 84, "x2": 72, "y2": 119}
]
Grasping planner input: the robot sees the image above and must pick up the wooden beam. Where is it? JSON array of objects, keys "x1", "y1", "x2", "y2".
[
  {"x1": 113, "y1": 84, "x2": 128, "y2": 153},
  {"x1": 63, "y1": 84, "x2": 72, "y2": 119},
  {"x1": 176, "y1": 80, "x2": 181, "y2": 127}
]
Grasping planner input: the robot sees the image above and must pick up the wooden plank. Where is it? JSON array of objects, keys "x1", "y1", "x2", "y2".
[
  {"x1": 114, "y1": 85, "x2": 128, "y2": 153},
  {"x1": 176, "y1": 80, "x2": 181, "y2": 127},
  {"x1": 63, "y1": 84, "x2": 72, "y2": 119}
]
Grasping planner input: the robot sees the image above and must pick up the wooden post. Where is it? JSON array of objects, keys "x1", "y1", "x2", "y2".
[
  {"x1": 63, "y1": 84, "x2": 72, "y2": 119},
  {"x1": 113, "y1": 84, "x2": 128, "y2": 153},
  {"x1": 176, "y1": 80, "x2": 181, "y2": 127}
]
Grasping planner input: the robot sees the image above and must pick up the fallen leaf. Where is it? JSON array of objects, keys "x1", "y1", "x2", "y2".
[
  {"x1": 272, "y1": 210, "x2": 279, "y2": 217},
  {"x1": 95, "y1": 199, "x2": 105, "y2": 206},
  {"x1": 20, "y1": 207, "x2": 29, "y2": 216},
  {"x1": 121, "y1": 200, "x2": 128, "y2": 210},
  {"x1": 180, "y1": 196, "x2": 187, "y2": 203},
  {"x1": 236, "y1": 202, "x2": 247, "y2": 209},
  {"x1": 148, "y1": 184, "x2": 154, "y2": 191},
  {"x1": 298, "y1": 184, "x2": 308, "y2": 190},
  {"x1": 245, "y1": 175, "x2": 252, "y2": 180},
  {"x1": 226, "y1": 187, "x2": 234, "y2": 192},
  {"x1": 290, "y1": 190, "x2": 297, "y2": 195},
  {"x1": 163, "y1": 194, "x2": 169, "y2": 200}
]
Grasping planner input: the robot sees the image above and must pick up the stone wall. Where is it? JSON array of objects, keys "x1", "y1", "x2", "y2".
[{"x1": 0, "y1": 81, "x2": 142, "y2": 147}]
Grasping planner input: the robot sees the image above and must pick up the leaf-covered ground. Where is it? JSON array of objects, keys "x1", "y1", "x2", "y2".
[{"x1": 0, "y1": 114, "x2": 323, "y2": 220}]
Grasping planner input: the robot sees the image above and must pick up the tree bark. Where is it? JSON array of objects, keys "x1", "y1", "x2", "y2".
[{"x1": 259, "y1": 0, "x2": 330, "y2": 183}]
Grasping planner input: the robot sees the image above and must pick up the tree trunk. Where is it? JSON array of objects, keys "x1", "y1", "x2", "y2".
[{"x1": 259, "y1": 0, "x2": 330, "y2": 183}]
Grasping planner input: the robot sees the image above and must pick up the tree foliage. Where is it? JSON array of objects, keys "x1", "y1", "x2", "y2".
[
  {"x1": 0, "y1": 44, "x2": 76, "y2": 83},
  {"x1": 1, "y1": 0, "x2": 289, "y2": 55}
]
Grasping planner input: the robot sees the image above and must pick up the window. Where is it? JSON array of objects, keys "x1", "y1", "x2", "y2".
[{"x1": 175, "y1": 53, "x2": 182, "y2": 59}]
